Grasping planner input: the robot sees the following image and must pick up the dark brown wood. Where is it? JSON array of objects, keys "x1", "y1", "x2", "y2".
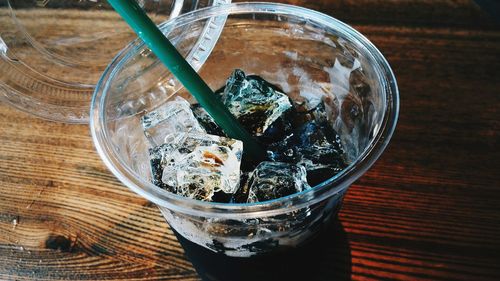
[{"x1": 1, "y1": 0, "x2": 499, "y2": 280}]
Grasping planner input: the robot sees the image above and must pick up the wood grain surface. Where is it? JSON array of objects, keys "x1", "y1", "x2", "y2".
[{"x1": 1, "y1": 0, "x2": 500, "y2": 280}]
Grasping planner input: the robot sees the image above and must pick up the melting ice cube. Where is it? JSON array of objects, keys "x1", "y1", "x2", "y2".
[
  {"x1": 221, "y1": 69, "x2": 293, "y2": 143},
  {"x1": 268, "y1": 120, "x2": 347, "y2": 186},
  {"x1": 247, "y1": 162, "x2": 310, "y2": 203},
  {"x1": 149, "y1": 143, "x2": 174, "y2": 191},
  {"x1": 140, "y1": 97, "x2": 205, "y2": 146},
  {"x1": 154, "y1": 133, "x2": 243, "y2": 202}
]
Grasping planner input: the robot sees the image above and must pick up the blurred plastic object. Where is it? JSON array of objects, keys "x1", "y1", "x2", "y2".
[{"x1": 0, "y1": 0, "x2": 230, "y2": 122}]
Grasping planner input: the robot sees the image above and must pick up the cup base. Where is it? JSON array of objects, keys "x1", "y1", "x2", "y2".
[{"x1": 174, "y1": 216, "x2": 352, "y2": 281}]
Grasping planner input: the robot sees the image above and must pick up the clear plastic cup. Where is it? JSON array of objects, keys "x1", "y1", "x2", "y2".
[{"x1": 90, "y1": 3, "x2": 399, "y2": 257}]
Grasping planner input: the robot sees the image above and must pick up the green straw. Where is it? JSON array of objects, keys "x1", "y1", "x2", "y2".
[{"x1": 107, "y1": 0, "x2": 266, "y2": 159}]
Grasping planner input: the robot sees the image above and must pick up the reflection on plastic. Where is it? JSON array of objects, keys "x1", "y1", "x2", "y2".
[{"x1": 0, "y1": 36, "x2": 7, "y2": 55}]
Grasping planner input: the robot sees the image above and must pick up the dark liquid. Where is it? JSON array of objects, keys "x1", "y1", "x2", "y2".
[{"x1": 175, "y1": 217, "x2": 352, "y2": 281}]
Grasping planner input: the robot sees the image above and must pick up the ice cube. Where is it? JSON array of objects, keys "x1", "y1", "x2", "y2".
[
  {"x1": 247, "y1": 162, "x2": 310, "y2": 203},
  {"x1": 191, "y1": 104, "x2": 226, "y2": 136},
  {"x1": 149, "y1": 143, "x2": 175, "y2": 192},
  {"x1": 140, "y1": 97, "x2": 205, "y2": 146},
  {"x1": 157, "y1": 133, "x2": 243, "y2": 202},
  {"x1": 221, "y1": 69, "x2": 293, "y2": 143},
  {"x1": 229, "y1": 172, "x2": 251, "y2": 203},
  {"x1": 268, "y1": 120, "x2": 347, "y2": 186}
]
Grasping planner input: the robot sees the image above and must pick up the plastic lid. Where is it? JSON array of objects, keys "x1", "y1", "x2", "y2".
[{"x1": 0, "y1": 0, "x2": 229, "y2": 123}]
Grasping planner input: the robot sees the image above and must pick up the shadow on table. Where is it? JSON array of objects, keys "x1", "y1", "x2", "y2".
[{"x1": 175, "y1": 218, "x2": 351, "y2": 281}]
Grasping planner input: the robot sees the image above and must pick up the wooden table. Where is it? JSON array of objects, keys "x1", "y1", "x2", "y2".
[{"x1": 1, "y1": 1, "x2": 499, "y2": 280}]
